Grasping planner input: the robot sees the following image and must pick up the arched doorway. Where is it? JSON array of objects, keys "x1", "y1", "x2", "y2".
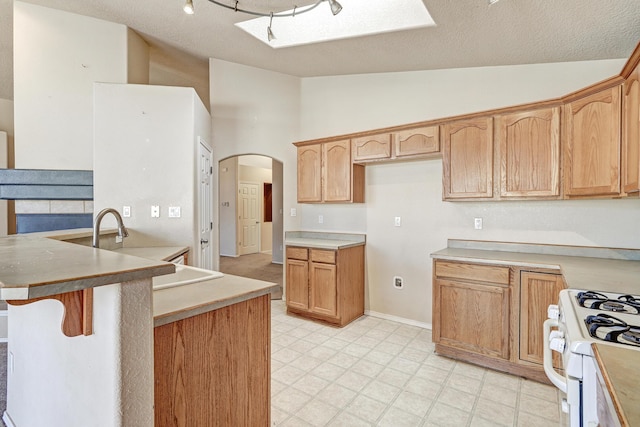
[{"x1": 218, "y1": 154, "x2": 283, "y2": 299}]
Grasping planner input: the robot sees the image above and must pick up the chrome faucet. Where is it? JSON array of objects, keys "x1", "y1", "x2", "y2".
[{"x1": 92, "y1": 208, "x2": 129, "y2": 248}]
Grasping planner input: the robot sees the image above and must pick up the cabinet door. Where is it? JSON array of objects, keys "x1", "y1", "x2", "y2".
[
  {"x1": 286, "y1": 259, "x2": 309, "y2": 310},
  {"x1": 442, "y1": 117, "x2": 494, "y2": 199},
  {"x1": 310, "y1": 261, "x2": 338, "y2": 318},
  {"x1": 297, "y1": 144, "x2": 322, "y2": 202},
  {"x1": 433, "y1": 278, "x2": 510, "y2": 359},
  {"x1": 519, "y1": 271, "x2": 564, "y2": 368},
  {"x1": 394, "y1": 125, "x2": 440, "y2": 157},
  {"x1": 497, "y1": 108, "x2": 560, "y2": 198},
  {"x1": 623, "y1": 65, "x2": 640, "y2": 195},
  {"x1": 323, "y1": 140, "x2": 351, "y2": 202},
  {"x1": 564, "y1": 86, "x2": 622, "y2": 197},
  {"x1": 352, "y1": 134, "x2": 391, "y2": 162}
]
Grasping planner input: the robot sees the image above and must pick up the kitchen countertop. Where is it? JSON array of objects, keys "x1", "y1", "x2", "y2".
[
  {"x1": 153, "y1": 274, "x2": 279, "y2": 327},
  {"x1": 0, "y1": 234, "x2": 175, "y2": 300},
  {"x1": 592, "y1": 344, "x2": 640, "y2": 427},
  {"x1": 284, "y1": 231, "x2": 366, "y2": 250},
  {"x1": 431, "y1": 240, "x2": 640, "y2": 295},
  {"x1": 112, "y1": 246, "x2": 189, "y2": 262}
]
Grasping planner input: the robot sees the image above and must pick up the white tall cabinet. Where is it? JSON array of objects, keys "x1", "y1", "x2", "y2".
[{"x1": 93, "y1": 83, "x2": 215, "y2": 269}]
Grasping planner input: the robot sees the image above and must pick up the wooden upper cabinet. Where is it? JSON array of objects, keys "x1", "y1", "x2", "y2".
[
  {"x1": 497, "y1": 108, "x2": 561, "y2": 198},
  {"x1": 442, "y1": 117, "x2": 494, "y2": 199},
  {"x1": 352, "y1": 134, "x2": 392, "y2": 162},
  {"x1": 623, "y1": 64, "x2": 640, "y2": 195},
  {"x1": 297, "y1": 144, "x2": 322, "y2": 202},
  {"x1": 393, "y1": 125, "x2": 440, "y2": 157},
  {"x1": 323, "y1": 139, "x2": 352, "y2": 202},
  {"x1": 563, "y1": 86, "x2": 622, "y2": 197}
]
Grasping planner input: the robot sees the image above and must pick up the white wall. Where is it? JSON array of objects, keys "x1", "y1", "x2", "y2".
[
  {"x1": 219, "y1": 157, "x2": 238, "y2": 256},
  {"x1": 94, "y1": 83, "x2": 211, "y2": 267},
  {"x1": 300, "y1": 59, "x2": 640, "y2": 326},
  {"x1": 209, "y1": 59, "x2": 301, "y2": 237},
  {"x1": 13, "y1": 2, "x2": 127, "y2": 170}
]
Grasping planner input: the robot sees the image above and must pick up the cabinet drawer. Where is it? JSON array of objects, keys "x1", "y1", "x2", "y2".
[
  {"x1": 435, "y1": 261, "x2": 510, "y2": 285},
  {"x1": 286, "y1": 247, "x2": 308, "y2": 261},
  {"x1": 310, "y1": 249, "x2": 336, "y2": 264}
]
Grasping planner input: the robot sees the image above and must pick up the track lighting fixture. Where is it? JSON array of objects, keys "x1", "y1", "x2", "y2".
[
  {"x1": 183, "y1": 0, "x2": 195, "y2": 15},
  {"x1": 183, "y1": 0, "x2": 343, "y2": 42}
]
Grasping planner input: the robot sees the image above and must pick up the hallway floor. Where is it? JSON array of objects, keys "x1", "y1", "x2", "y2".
[{"x1": 219, "y1": 252, "x2": 283, "y2": 299}]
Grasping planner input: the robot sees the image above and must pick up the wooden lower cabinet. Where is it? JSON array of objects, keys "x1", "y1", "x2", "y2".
[
  {"x1": 286, "y1": 245, "x2": 364, "y2": 327},
  {"x1": 154, "y1": 294, "x2": 270, "y2": 426},
  {"x1": 433, "y1": 260, "x2": 566, "y2": 383},
  {"x1": 519, "y1": 271, "x2": 564, "y2": 368}
]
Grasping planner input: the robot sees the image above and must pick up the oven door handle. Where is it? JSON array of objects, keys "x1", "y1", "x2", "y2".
[{"x1": 543, "y1": 318, "x2": 567, "y2": 393}]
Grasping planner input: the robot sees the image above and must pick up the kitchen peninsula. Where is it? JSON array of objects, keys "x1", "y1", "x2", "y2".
[{"x1": 0, "y1": 230, "x2": 277, "y2": 427}]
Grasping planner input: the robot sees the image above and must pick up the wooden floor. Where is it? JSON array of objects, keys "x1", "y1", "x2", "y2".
[{"x1": 219, "y1": 252, "x2": 283, "y2": 299}]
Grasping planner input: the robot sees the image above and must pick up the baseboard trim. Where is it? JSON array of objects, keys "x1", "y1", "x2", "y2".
[
  {"x1": 3, "y1": 411, "x2": 16, "y2": 427},
  {"x1": 365, "y1": 310, "x2": 432, "y2": 330}
]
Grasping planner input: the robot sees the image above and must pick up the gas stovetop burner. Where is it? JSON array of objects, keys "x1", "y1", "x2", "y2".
[
  {"x1": 576, "y1": 291, "x2": 640, "y2": 315},
  {"x1": 585, "y1": 313, "x2": 640, "y2": 347}
]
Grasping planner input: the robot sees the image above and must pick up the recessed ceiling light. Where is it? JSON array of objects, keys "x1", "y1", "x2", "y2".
[{"x1": 235, "y1": 0, "x2": 436, "y2": 49}]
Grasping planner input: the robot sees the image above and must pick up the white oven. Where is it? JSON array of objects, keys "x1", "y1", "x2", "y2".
[{"x1": 544, "y1": 289, "x2": 640, "y2": 427}]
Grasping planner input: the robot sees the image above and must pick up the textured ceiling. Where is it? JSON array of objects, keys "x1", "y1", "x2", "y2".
[{"x1": 2, "y1": 0, "x2": 640, "y2": 100}]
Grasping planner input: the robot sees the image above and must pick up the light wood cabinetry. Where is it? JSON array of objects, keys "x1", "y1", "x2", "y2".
[
  {"x1": 433, "y1": 261, "x2": 510, "y2": 360},
  {"x1": 285, "y1": 244, "x2": 364, "y2": 327},
  {"x1": 296, "y1": 140, "x2": 364, "y2": 203},
  {"x1": 297, "y1": 144, "x2": 322, "y2": 202},
  {"x1": 563, "y1": 86, "x2": 622, "y2": 197},
  {"x1": 623, "y1": 62, "x2": 640, "y2": 195},
  {"x1": 352, "y1": 134, "x2": 392, "y2": 161},
  {"x1": 433, "y1": 259, "x2": 566, "y2": 383},
  {"x1": 519, "y1": 271, "x2": 564, "y2": 368},
  {"x1": 442, "y1": 117, "x2": 494, "y2": 200},
  {"x1": 154, "y1": 294, "x2": 270, "y2": 427},
  {"x1": 393, "y1": 125, "x2": 440, "y2": 158},
  {"x1": 497, "y1": 108, "x2": 561, "y2": 198}
]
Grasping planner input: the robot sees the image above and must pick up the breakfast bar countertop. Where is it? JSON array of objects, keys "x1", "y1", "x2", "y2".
[
  {"x1": 284, "y1": 231, "x2": 366, "y2": 250},
  {"x1": 0, "y1": 234, "x2": 174, "y2": 300}
]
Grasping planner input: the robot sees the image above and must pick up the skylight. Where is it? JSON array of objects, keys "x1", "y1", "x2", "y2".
[{"x1": 235, "y1": 0, "x2": 436, "y2": 49}]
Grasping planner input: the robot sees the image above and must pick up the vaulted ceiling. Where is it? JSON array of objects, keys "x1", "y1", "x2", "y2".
[{"x1": 2, "y1": 0, "x2": 640, "y2": 100}]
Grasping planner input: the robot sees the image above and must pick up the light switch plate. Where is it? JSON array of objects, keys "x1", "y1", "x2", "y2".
[
  {"x1": 474, "y1": 217, "x2": 483, "y2": 230},
  {"x1": 168, "y1": 206, "x2": 181, "y2": 218},
  {"x1": 122, "y1": 206, "x2": 131, "y2": 218},
  {"x1": 394, "y1": 216, "x2": 401, "y2": 227},
  {"x1": 151, "y1": 205, "x2": 160, "y2": 218},
  {"x1": 290, "y1": 208, "x2": 297, "y2": 217}
]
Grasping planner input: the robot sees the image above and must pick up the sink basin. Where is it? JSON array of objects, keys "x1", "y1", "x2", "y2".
[{"x1": 153, "y1": 264, "x2": 224, "y2": 290}]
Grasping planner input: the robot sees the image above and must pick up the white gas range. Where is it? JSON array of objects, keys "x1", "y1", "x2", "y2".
[{"x1": 544, "y1": 289, "x2": 640, "y2": 427}]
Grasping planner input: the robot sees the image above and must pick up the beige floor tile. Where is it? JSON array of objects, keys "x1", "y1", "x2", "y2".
[
  {"x1": 484, "y1": 370, "x2": 521, "y2": 391},
  {"x1": 395, "y1": 325, "x2": 422, "y2": 338},
  {"x1": 426, "y1": 402, "x2": 471, "y2": 427},
  {"x1": 351, "y1": 359, "x2": 386, "y2": 378},
  {"x1": 414, "y1": 364, "x2": 450, "y2": 384},
  {"x1": 399, "y1": 347, "x2": 430, "y2": 363},
  {"x1": 327, "y1": 411, "x2": 373, "y2": 427},
  {"x1": 361, "y1": 379, "x2": 401, "y2": 404},
  {"x1": 403, "y1": 376, "x2": 442, "y2": 400},
  {"x1": 363, "y1": 349, "x2": 395, "y2": 365},
  {"x1": 377, "y1": 406, "x2": 423, "y2": 427},
  {"x1": 452, "y1": 361, "x2": 487, "y2": 380},
  {"x1": 273, "y1": 334, "x2": 298, "y2": 347},
  {"x1": 520, "y1": 379, "x2": 559, "y2": 403},
  {"x1": 291, "y1": 374, "x2": 330, "y2": 396},
  {"x1": 288, "y1": 339, "x2": 317, "y2": 354},
  {"x1": 437, "y1": 386, "x2": 477, "y2": 412},
  {"x1": 296, "y1": 399, "x2": 340, "y2": 427},
  {"x1": 322, "y1": 338, "x2": 350, "y2": 351},
  {"x1": 446, "y1": 372, "x2": 482, "y2": 394},
  {"x1": 312, "y1": 362, "x2": 347, "y2": 382},
  {"x1": 390, "y1": 356, "x2": 421, "y2": 375},
  {"x1": 422, "y1": 354, "x2": 457, "y2": 370},
  {"x1": 270, "y1": 406, "x2": 290, "y2": 425},
  {"x1": 355, "y1": 335, "x2": 382, "y2": 348},
  {"x1": 279, "y1": 416, "x2": 315, "y2": 427},
  {"x1": 480, "y1": 382, "x2": 518, "y2": 407},
  {"x1": 289, "y1": 327, "x2": 313, "y2": 339},
  {"x1": 345, "y1": 395, "x2": 388, "y2": 423},
  {"x1": 364, "y1": 328, "x2": 392, "y2": 341},
  {"x1": 376, "y1": 367, "x2": 412, "y2": 388},
  {"x1": 343, "y1": 343, "x2": 372, "y2": 358},
  {"x1": 385, "y1": 333, "x2": 413, "y2": 346},
  {"x1": 392, "y1": 390, "x2": 433, "y2": 418},
  {"x1": 303, "y1": 332, "x2": 333, "y2": 345},
  {"x1": 272, "y1": 365, "x2": 307, "y2": 385},
  {"x1": 328, "y1": 352, "x2": 360, "y2": 369},
  {"x1": 375, "y1": 341, "x2": 405, "y2": 356},
  {"x1": 307, "y1": 345, "x2": 338, "y2": 360},
  {"x1": 518, "y1": 395, "x2": 560, "y2": 421},
  {"x1": 272, "y1": 359, "x2": 285, "y2": 373},
  {"x1": 316, "y1": 383, "x2": 358, "y2": 409},
  {"x1": 289, "y1": 355, "x2": 324, "y2": 372},
  {"x1": 470, "y1": 414, "x2": 503, "y2": 427},
  {"x1": 474, "y1": 397, "x2": 516, "y2": 426},
  {"x1": 335, "y1": 371, "x2": 372, "y2": 392},
  {"x1": 272, "y1": 388, "x2": 312, "y2": 413},
  {"x1": 272, "y1": 347, "x2": 303, "y2": 364},
  {"x1": 272, "y1": 379, "x2": 288, "y2": 396},
  {"x1": 516, "y1": 411, "x2": 562, "y2": 427}
]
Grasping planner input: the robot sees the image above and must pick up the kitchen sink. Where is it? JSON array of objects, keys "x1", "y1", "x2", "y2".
[{"x1": 152, "y1": 264, "x2": 224, "y2": 290}]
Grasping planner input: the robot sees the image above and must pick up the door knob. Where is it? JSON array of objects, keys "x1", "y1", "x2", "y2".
[{"x1": 200, "y1": 239, "x2": 209, "y2": 245}]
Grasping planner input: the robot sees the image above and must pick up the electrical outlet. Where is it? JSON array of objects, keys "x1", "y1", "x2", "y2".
[
  {"x1": 168, "y1": 206, "x2": 181, "y2": 218},
  {"x1": 394, "y1": 216, "x2": 401, "y2": 227},
  {"x1": 474, "y1": 217, "x2": 483, "y2": 230},
  {"x1": 393, "y1": 276, "x2": 404, "y2": 289},
  {"x1": 151, "y1": 205, "x2": 160, "y2": 218},
  {"x1": 318, "y1": 215, "x2": 324, "y2": 224},
  {"x1": 290, "y1": 208, "x2": 297, "y2": 217},
  {"x1": 122, "y1": 206, "x2": 131, "y2": 218}
]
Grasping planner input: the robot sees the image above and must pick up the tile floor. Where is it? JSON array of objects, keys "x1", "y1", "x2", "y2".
[{"x1": 270, "y1": 300, "x2": 565, "y2": 427}]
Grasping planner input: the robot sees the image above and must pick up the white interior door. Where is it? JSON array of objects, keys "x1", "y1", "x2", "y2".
[
  {"x1": 199, "y1": 140, "x2": 213, "y2": 269},
  {"x1": 238, "y1": 182, "x2": 259, "y2": 255}
]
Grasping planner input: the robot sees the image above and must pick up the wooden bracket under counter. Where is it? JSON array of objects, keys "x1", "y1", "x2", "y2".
[{"x1": 7, "y1": 288, "x2": 93, "y2": 337}]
